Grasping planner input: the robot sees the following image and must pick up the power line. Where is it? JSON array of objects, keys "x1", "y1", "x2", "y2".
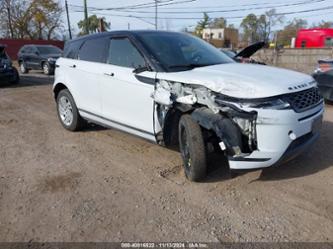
[
  {"x1": 154, "y1": 0, "x2": 326, "y2": 9},
  {"x1": 69, "y1": 0, "x2": 195, "y2": 11},
  {"x1": 71, "y1": 4, "x2": 333, "y2": 20},
  {"x1": 87, "y1": 0, "x2": 326, "y2": 14}
]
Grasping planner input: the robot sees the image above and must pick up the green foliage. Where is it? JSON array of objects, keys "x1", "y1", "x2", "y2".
[
  {"x1": 78, "y1": 15, "x2": 110, "y2": 35},
  {"x1": 0, "y1": 0, "x2": 63, "y2": 39},
  {"x1": 241, "y1": 9, "x2": 284, "y2": 44},
  {"x1": 194, "y1": 13, "x2": 210, "y2": 36}
]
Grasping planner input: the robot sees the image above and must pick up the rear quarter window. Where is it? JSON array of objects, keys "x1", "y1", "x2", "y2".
[
  {"x1": 78, "y1": 37, "x2": 109, "y2": 63},
  {"x1": 63, "y1": 40, "x2": 83, "y2": 59}
]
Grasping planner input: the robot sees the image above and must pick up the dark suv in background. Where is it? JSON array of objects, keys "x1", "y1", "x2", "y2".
[
  {"x1": 0, "y1": 44, "x2": 19, "y2": 84},
  {"x1": 18, "y1": 45, "x2": 62, "y2": 75}
]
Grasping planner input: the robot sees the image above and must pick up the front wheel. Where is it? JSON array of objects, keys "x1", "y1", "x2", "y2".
[
  {"x1": 56, "y1": 89, "x2": 85, "y2": 131},
  {"x1": 178, "y1": 114, "x2": 207, "y2": 182}
]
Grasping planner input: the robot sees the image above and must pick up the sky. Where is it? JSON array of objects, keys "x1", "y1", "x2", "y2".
[{"x1": 62, "y1": 0, "x2": 333, "y2": 35}]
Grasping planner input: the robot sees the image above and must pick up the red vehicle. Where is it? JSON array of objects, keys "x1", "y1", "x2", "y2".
[{"x1": 295, "y1": 28, "x2": 333, "y2": 48}]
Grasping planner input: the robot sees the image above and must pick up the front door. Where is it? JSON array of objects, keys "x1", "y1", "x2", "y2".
[{"x1": 100, "y1": 37, "x2": 156, "y2": 140}]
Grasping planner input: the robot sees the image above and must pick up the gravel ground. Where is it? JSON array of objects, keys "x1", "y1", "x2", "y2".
[{"x1": 0, "y1": 72, "x2": 332, "y2": 242}]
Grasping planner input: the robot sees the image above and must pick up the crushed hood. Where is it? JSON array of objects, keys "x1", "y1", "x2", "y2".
[
  {"x1": 156, "y1": 63, "x2": 315, "y2": 99},
  {"x1": 235, "y1": 41, "x2": 266, "y2": 58}
]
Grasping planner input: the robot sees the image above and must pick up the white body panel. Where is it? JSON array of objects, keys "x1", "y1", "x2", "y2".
[
  {"x1": 157, "y1": 63, "x2": 316, "y2": 99},
  {"x1": 228, "y1": 103, "x2": 324, "y2": 169},
  {"x1": 54, "y1": 56, "x2": 323, "y2": 170},
  {"x1": 56, "y1": 58, "x2": 102, "y2": 116},
  {"x1": 99, "y1": 64, "x2": 155, "y2": 136}
]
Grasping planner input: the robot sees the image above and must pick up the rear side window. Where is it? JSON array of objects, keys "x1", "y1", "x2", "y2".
[
  {"x1": 107, "y1": 38, "x2": 145, "y2": 68},
  {"x1": 24, "y1": 46, "x2": 32, "y2": 53},
  {"x1": 63, "y1": 40, "x2": 83, "y2": 59},
  {"x1": 78, "y1": 37, "x2": 108, "y2": 63}
]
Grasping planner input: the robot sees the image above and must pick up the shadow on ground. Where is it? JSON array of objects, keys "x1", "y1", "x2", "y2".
[
  {"x1": 0, "y1": 72, "x2": 53, "y2": 89},
  {"x1": 257, "y1": 120, "x2": 333, "y2": 181},
  {"x1": 201, "y1": 120, "x2": 333, "y2": 183}
]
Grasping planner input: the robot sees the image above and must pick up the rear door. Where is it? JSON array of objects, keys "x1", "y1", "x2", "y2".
[
  {"x1": 100, "y1": 36, "x2": 156, "y2": 139},
  {"x1": 68, "y1": 37, "x2": 109, "y2": 116},
  {"x1": 23, "y1": 46, "x2": 34, "y2": 68}
]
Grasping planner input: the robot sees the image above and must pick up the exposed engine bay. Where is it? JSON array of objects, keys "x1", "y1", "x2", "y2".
[{"x1": 152, "y1": 79, "x2": 258, "y2": 158}]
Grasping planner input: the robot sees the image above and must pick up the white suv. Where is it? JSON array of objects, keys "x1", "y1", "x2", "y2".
[{"x1": 54, "y1": 31, "x2": 324, "y2": 181}]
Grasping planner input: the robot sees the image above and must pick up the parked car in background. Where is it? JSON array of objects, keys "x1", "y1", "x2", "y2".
[
  {"x1": 220, "y1": 41, "x2": 266, "y2": 64},
  {"x1": 17, "y1": 45, "x2": 62, "y2": 75},
  {"x1": 0, "y1": 44, "x2": 19, "y2": 84},
  {"x1": 54, "y1": 31, "x2": 323, "y2": 182},
  {"x1": 295, "y1": 28, "x2": 333, "y2": 48},
  {"x1": 313, "y1": 59, "x2": 333, "y2": 102}
]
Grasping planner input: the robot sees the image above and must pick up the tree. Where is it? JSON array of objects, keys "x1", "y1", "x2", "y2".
[
  {"x1": 209, "y1": 17, "x2": 227, "y2": 28},
  {"x1": 240, "y1": 9, "x2": 284, "y2": 44},
  {"x1": 78, "y1": 15, "x2": 110, "y2": 35},
  {"x1": 0, "y1": 0, "x2": 63, "y2": 40},
  {"x1": 194, "y1": 12, "x2": 210, "y2": 36},
  {"x1": 278, "y1": 18, "x2": 307, "y2": 46},
  {"x1": 261, "y1": 9, "x2": 284, "y2": 42},
  {"x1": 240, "y1": 14, "x2": 260, "y2": 43},
  {"x1": 313, "y1": 20, "x2": 333, "y2": 28}
]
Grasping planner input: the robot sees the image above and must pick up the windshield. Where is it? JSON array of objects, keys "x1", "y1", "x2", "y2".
[
  {"x1": 37, "y1": 46, "x2": 62, "y2": 55},
  {"x1": 137, "y1": 32, "x2": 234, "y2": 72},
  {"x1": 221, "y1": 50, "x2": 236, "y2": 59}
]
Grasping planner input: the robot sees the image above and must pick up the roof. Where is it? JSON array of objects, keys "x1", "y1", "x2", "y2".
[{"x1": 66, "y1": 30, "x2": 182, "y2": 43}]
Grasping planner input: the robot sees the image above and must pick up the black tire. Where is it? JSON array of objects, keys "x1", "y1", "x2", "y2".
[
  {"x1": 19, "y1": 61, "x2": 29, "y2": 74},
  {"x1": 178, "y1": 114, "x2": 207, "y2": 182},
  {"x1": 56, "y1": 89, "x2": 85, "y2": 131}
]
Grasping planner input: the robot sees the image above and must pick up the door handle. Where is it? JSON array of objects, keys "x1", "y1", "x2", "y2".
[
  {"x1": 104, "y1": 72, "x2": 114, "y2": 77},
  {"x1": 69, "y1": 65, "x2": 76, "y2": 68}
]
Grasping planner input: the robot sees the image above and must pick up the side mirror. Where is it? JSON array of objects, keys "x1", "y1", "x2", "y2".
[
  {"x1": 133, "y1": 65, "x2": 150, "y2": 74},
  {"x1": 35, "y1": 51, "x2": 39, "y2": 55}
]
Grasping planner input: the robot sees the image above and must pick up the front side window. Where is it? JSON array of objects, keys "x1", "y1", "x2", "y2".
[
  {"x1": 107, "y1": 37, "x2": 146, "y2": 68},
  {"x1": 137, "y1": 32, "x2": 234, "y2": 72},
  {"x1": 78, "y1": 37, "x2": 109, "y2": 63}
]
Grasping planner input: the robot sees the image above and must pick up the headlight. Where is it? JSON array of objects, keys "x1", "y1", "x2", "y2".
[
  {"x1": 48, "y1": 58, "x2": 57, "y2": 62},
  {"x1": 241, "y1": 98, "x2": 290, "y2": 110}
]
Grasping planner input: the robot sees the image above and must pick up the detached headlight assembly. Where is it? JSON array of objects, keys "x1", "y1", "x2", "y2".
[{"x1": 241, "y1": 98, "x2": 290, "y2": 110}]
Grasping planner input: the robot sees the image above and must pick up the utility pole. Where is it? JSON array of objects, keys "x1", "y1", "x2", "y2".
[
  {"x1": 128, "y1": 23, "x2": 130, "y2": 30},
  {"x1": 65, "y1": 0, "x2": 72, "y2": 39},
  {"x1": 83, "y1": 0, "x2": 89, "y2": 34},
  {"x1": 155, "y1": 0, "x2": 158, "y2": 30}
]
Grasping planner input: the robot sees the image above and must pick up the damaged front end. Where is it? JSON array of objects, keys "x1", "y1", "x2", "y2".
[{"x1": 152, "y1": 79, "x2": 258, "y2": 159}]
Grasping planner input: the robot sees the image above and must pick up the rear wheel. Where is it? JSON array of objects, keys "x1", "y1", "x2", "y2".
[
  {"x1": 178, "y1": 114, "x2": 207, "y2": 182},
  {"x1": 56, "y1": 89, "x2": 85, "y2": 131}
]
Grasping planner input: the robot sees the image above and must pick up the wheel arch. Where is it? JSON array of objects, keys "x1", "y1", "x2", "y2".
[
  {"x1": 53, "y1": 82, "x2": 70, "y2": 100},
  {"x1": 162, "y1": 104, "x2": 194, "y2": 147}
]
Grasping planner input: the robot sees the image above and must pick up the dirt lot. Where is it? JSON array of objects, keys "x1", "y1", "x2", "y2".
[{"x1": 0, "y1": 73, "x2": 332, "y2": 242}]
